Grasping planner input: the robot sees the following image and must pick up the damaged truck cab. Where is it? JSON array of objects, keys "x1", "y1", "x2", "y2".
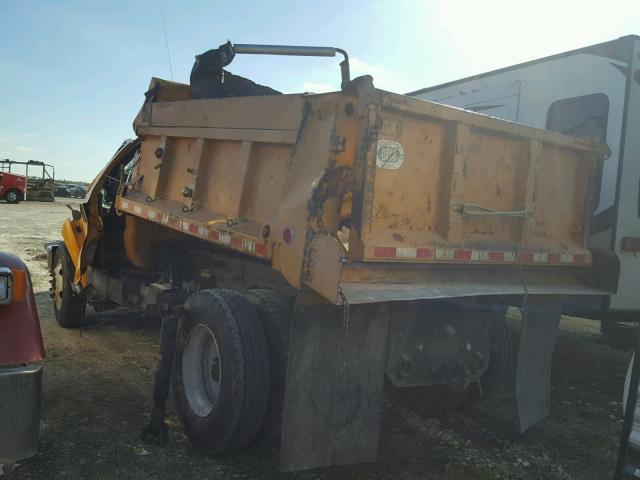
[{"x1": 48, "y1": 42, "x2": 617, "y2": 471}]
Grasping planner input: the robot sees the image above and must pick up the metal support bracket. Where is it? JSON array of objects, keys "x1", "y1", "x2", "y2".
[
  {"x1": 516, "y1": 295, "x2": 565, "y2": 433},
  {"x1": 141, "y1": 312, "x2": 179, "y2": 445}
]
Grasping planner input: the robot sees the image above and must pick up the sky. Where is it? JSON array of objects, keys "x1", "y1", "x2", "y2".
[{"x1": 1, "y1": 0, "x2": 639, "y2": 182}]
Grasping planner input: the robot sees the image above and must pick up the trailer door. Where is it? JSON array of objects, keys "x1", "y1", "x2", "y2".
[{"x1": 609, "y1": 38, "x2": 640, "y2": 312}]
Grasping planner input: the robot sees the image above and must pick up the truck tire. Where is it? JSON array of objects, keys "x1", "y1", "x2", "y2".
[
  {"x1": 247, "y1": 289, "x2": 293, "y2": 444},
  {"x1": 5, "y1": 189, "x2": 21, "y2": 204},
  {"x1": 173, "y1": 289, "x2": 270, "y2": 454},
  {"x1": 52, "y1": 246, "x2": 87, "y2": 328}
]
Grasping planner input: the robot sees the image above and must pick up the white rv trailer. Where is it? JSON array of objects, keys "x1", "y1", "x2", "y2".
[{"x1": 409, "y1": 35, "x2": 640, "y2": 325}]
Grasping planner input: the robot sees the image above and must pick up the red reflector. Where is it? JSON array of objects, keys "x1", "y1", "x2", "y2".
[
  {"x1": 282, "y1": 228, "x2": 294, "y2": 245},
  {"x1": 621, "y1": 237, "x2": 640, "y2": 252}
]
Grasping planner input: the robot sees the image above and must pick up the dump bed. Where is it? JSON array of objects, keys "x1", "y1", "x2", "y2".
[{"x1": 113, "y1": 76, "x2": 607, "y2": 303}]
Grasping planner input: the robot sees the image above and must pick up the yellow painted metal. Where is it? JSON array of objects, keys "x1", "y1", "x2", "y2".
[
  {"x1": 61, "y1": 218, "x2": 88, "y2": 286},
  {"x1": 61, "y1": 219, "x2": 84, "y2": 267},
  {"x1": 357, "y1": 103, "x2": 596, "y2": 257},
  {"x1": 72, "y1": 76, "x2": 606, "y2": 302}
]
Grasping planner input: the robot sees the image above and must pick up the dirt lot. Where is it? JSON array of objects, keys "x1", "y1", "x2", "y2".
[{"x1": 0, "y1": 199, "x2": 633, "y2": 479}]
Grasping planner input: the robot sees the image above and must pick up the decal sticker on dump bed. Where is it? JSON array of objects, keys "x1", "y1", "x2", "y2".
[{"x1": 376, "y1": 139, "x2": 404, "y2": 170}]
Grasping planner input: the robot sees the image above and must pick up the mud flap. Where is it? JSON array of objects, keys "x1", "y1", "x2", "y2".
[
  {"x1": 516, "y1": 295, "x2": 564, "y2": 433},
  {"x1": 280, "y1": 301, "x2": 389, "y2": 472}
]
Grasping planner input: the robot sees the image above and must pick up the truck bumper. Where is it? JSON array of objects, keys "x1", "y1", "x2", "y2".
[{"x1": 0, "y1": 365, "x2": 42, "y2": 463}]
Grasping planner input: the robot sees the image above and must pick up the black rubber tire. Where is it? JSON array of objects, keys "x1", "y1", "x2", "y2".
[
  {"x1": 5, "y1": 189, "x2": 21, "y2": 204},
  {"x1": 173, "y1": 289, "x2": 271, "y2": 454},
  {"x1": 52, "y1": 245, "x2": 87, "y2": 328},
  {"x1": 247, "y1": 289, "x2": 293, "y2": 444}
]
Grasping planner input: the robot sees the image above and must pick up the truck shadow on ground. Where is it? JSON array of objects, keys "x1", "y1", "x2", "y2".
[{"x1": 16, "y1": 293, "x2": 629, "y2": 480}]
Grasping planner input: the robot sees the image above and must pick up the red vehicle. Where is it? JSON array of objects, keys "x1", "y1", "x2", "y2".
[
  {"x1": 0, "y1": 171, "x2": 26, "y2": 204},
  {"x1": 0, "y1": 253, "x2": 45, "y2": 472}
]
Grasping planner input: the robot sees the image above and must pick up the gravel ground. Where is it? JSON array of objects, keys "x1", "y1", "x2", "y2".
[{"x1": 0, "y1": 199, "x2": 633, "y2": 479}]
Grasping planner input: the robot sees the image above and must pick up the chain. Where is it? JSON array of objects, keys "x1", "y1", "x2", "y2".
[
  {"x1": 515, "y1": 248, "x2": 529, "y2": 317},
  {"x1": 362, "y1": 104, "x2": 383, "y2": 156},
  {"x1": 338, "y1": 287, "x2": 350, "y2": 374}
]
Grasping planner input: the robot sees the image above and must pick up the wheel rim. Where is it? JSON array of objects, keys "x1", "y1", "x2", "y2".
[
  {"x1": 182, "y1": 323, "x2": 222, "y2": 418},
  {"x1": 7, "y1": 191, "x2": 17, "y2": 202},
  {"x1": 53, "y1": 258, "x2": 64, "y2": 310}
]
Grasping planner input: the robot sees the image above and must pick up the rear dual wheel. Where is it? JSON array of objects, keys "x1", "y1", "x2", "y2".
[
  {"x1": 173, "y1": 288, "x2": 293, "y2": 453},
  {"x1": 247, "y1": 289, "x2": 293, "y2": 444},
  {"x1": 173, "y1": 289, "x2": 272, "y2": 453}
]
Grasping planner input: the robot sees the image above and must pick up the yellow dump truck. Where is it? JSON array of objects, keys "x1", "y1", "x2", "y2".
[{"x1": 47, "y1": 42, "x2": 617, "y2": 471}]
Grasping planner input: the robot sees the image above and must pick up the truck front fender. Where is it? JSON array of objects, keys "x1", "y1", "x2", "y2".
[{"x1": 0, "y1": 253, "x2": 45, "y2": 365}]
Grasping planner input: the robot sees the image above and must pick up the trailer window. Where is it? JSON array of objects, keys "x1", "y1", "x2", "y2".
[
  {"x1": 546, "y1": 94, "x2": 609, "y2": 211},
  {"x1": 546, "y1": 94, "x2": 609, "y2": 141}
]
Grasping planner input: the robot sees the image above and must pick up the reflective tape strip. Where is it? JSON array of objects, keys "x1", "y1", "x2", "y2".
[
  {"x1": 573, "y1": 254, "x2": 587, "y2": 264},
  {"x1": 118, "y1": 198, "x2": 270, "y2": 258},
  {"x1": 396, "y1": 247, "x2": 417, "y2": 258},
  {"x1": 454, "y1": 249, "x2": 472, "y2": 261},
  {"x1": 417, "y1": 247, "x2": 435, "y2": 259},
  {"x1": 518, "y1": 252, "x2": 534, "y2": 263},
  {"x1": 373, "y1": 246, "x2": 396, "y2": 258},
  {"x1": 219, "y1": 232, "x2": 231, "y2": 246},
  {"x1": 255, "y1": 243, "x2": 268, "y2": 256},
  {"x1": 488, "y1": 251, "x2": 505, "y2": 261},
  {"x1": 372, "y1": 245, "x2": 590, "y2": 265},
  {"x1": 242, "y1": 239, "x2": 255, "y2": 254}
]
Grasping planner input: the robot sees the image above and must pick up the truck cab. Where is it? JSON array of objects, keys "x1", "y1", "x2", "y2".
[{"x1": 0, "y1": 172, "x2": 26, "y2": 204}]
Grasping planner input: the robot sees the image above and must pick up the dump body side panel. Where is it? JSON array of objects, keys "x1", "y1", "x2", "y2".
[{"x1": 354, "y1": 92, "x2": 601, "y2": 266}]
